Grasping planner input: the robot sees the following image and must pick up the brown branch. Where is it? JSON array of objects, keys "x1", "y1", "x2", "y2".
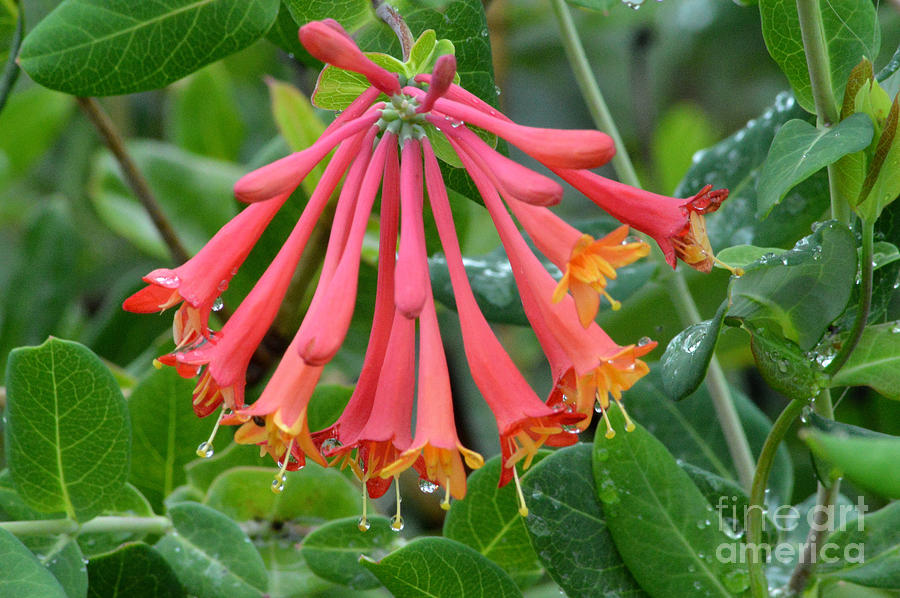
[{"x1": 372, "y1": 1, "x2": 413, "y2": 61}]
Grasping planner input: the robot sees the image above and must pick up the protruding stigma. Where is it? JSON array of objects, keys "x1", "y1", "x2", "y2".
[
  {"x1": 614, "y1": 398, "x2": 636, "y2": 432},
  {"x1": 196, "y1": 408, "x2": 227, "y2": 459},
  {"x1": 358, "y1": 480, "x2": 370, "y2": 532},
  {"x1": 512, "y1": 466, "x2": 529, "y2": 517},
  {"x1": 440, "y1": 477, "x2": 451, "y2": 511},
  {"x1": 599, "y1": 405, "x2": 616, "y2": 439},
  {"x1": 390, "y1": 478, "x2": 404, "y2": 531}
]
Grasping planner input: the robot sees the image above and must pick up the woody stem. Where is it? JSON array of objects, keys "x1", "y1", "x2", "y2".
[
  {"x1": 550, "y1": 0, "x2": 755, "y2": 491},
  {"x1": 373, "y1": 1, "x2": 413, "y2": 61}
]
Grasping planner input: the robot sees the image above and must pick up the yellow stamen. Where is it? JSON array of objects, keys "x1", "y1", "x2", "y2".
[
  {"x1": 152, "y1": 358, "x2": 163, "y2": 370},
  {"x1": 600, "y1": 288, "x2": 621, "y2": 311},
  {"x1": 441, "y1": 477, "x2": 452, "y2": 511},
  {"x1": 512, "y1": 466, "x2": 529, "y2": 517},
  {"x1": 614, "y1": 398, "x2": 636, "y2": 432},
  {"x1": 391, "y1": 478, "x2": 404, "y2": 531},
  {"x1": 710, "y1": 253, "x2": 744, "y2": 277},
  {"x1": 196, "y1": 408, "x2": 227, "y2": 459}
]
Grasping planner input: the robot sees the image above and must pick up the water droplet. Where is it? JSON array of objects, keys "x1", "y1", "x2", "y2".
[
  {"x1": 196, "y1": 441, "x2": 214, "y2": 459},
  {"x1": 562, "y1": 424, "x2": 580, "y2": 434},
  {"x1": 419, "y1": 479, "x2": 439, "y2": 494},
  {"x1": 624, "y1": 235, "x2": 642, "y2": 245},
  {"x1": 594, "y1": 447, "x2": 609, "y2": 462},
  {"x1": 271, "y1": 474, "x2": 286, "y2": 494},
  {"x1": 217, "y1": 279, "x2": 228, "y2": 292},
  {"x1": 212, "y1": 297, "x2": 224, "y2": 312},
  {"x1": 891, "y1": 323, "x2": 900, "y2": 334},
  {"x1": 722, "y1": 569, "x2": 750, "y2": 593},
  {"x1": 637, "y1": 336, "x2": 652, "y2": 347},
  {"x1": 390, "y1": 514, "x2": 405, "y2": 531},
  {"x1": 777, "y1": 360, "x2": 788, "y2": 373},
  {"x1": 320, "y1": 438, "x2": 342, "y2": 454},
  {"x1": 597, "y1": 479, "x2": 619, "y2": 504},
  {"x1": 358, "y1": 517, "x2": 371, "y2": 531}
]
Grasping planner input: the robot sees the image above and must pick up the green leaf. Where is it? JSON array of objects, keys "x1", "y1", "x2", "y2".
[
  {"x1": 361, "y1": 536, "x2": 523, "y2": 598},
  {"x1": 748, "y1": 326, "x2": 826, "y2": 401},
  {"x1": 127, "y1": 367, "x2": 211, "y2": 511},
  {"x1": 661, "y1": 299, "x2": 728, "y2": 401},
  {"x1": 0, "y1": 527, "x2": 68, "y2": 598},
  {"x1": 267, "y1": 77, "x2": 327, "y2": 194},
  {"x1": 155, "y1": 501, "x2": 268, "y2": 598},
  {"x1": 802, "y1": 429, "x2": 900, "y2": 498},
  {"x1": 88, "y1": 140, "x2": 240, "y2": 258},
  {"x1": 39, "y1": 538, "x2": 88, "y2": 598},
  {"x1": 312, "y1": 53, "x2": 404, "y2": 110},
  {"x1": 306, "y1": 384, "x2": 353, "y2": 431},
  {"x1": 169, "y1": 63, "x2": 244, "y2": 162},
  {"x1": 715, "y1": 245, "x2": 786, "y2": 270},
  {"x1": 184, "y1": 441, "x2": 269, "y2": 492},
  {"x1": 301, "y1": 516, "x2": 403, "y2": 590},
  {"x1": 203, "y1": 465, "x2": 358, "y2": 524},
  {"x1": 443, "y1": 454, "x2": 544, "y2": 587},
  {"x1": 0, "y1": 86, "x2": 72, "y2": 182},
  {"x1": 265, "y1": 3, "x2": 310, "y2": 63},
  {"x1": 831, "y1": 322, "x2": 900, "y2": 399},
  {"x1": 0, "y1": 0, "x2": 23, "y2": 115},
  {"x1": 817, "y1": 502, "x2": 900, "y2": 588},
  {"x1": 757, "y1": 114, "x2": 874, "y2": 218},
  {"x1": 86, "y1": 542, "x2": 185, "y2": 598},
  {"x1": 759, "y1": 0, "x2": 879, "y2": 114},
  {"x1": 77, "y1": 483, "x2": 155, "y2": 557},
  {"x1": 283, "y1": 0, "x2": 372, "y2": 34},
  {"x1": 593, "y1": 409, "x2": 750, "y2": 597},
  {"x1": 18, "y1": 0, "x2": 280, "y2": 96},
  {"x1": 520, "y1": 444, "x2": 646, "y2": 598},
  {"x1": 726, "y1": 221, "x2": 857, "y2": 351},
  {"x1": 652, "y1": 102, "x2": 721, "y2": 195},
  {"x1": 258, "y1": 539, "x2": 334, "y2": 598},
  {"x1": 5, "y1": 338, "x2": 130, "y2": 521},
  {"x1": 856, "y1": 97, "x2": 900, "y2": 222},
  {"x1": 624, "y1": 371, "x2": 794, "y2": 505}
]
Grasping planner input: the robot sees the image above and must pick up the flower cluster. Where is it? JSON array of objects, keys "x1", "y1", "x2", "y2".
[{"x1": 124, "y1": 19, "x2": 727, "y2": 523}]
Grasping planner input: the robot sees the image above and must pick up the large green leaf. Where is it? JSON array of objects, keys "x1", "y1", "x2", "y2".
[
  {"x1": 258, "y1": 539, "x2": 334, "y2": 598},
  {"x1": 831, "y1": 322, "x2": 900, "y2": 399},
  {"x1": 660, "y1": 299, "x2": 728, "y2": 401},
  {"x1": 128, "y1": 367, "x2": 211, "y2": 511},
  {"x1": 19, "y1": 0, "x2": 280, "y2": 96},
  {"x1": 757, "y1": 114, "x2": 874, "y2": 218},
  {"x1": 727, "y1": 221, "x2": 857, "y2": 351},
  {"x1": 5, "y1": 338, "x2": 130, "y2": 521},
  {"x1": 802, "y1": 429, "x2": 900, "y2": 498},
  {"x1": 301, "y1": 516, "x2": 403, "y2": 590},
  {"x1": 155, "y1": 502, "x2": 268, "y2": 598},
  {"x1": 361, "y1": 536, "x2": 523, "y2": 598},
  {"x1": 748, "y1": 326, "x2": 826, "y2": 401},
  {"x1": 86, "y1": 542, "x2": 185, "y2": 598},
  {"x1": 88, "y1": 140, "x2": 240, "y2": 258},
  {"x1": 520, "y1": 444, "x2": 645, "y2": 598},
  {"x1": 169, "y1": 63, "x2": 244, "y2": 162},
  {"x1": 593, "y1": 410, "x2": 750, "y2": 597},
  {"x1": 442, "y1": 455, "x2": 544, "y2": 587},
  {"x1": 41, "y1": 538, "x2": 88, "y2": 598},
  {"x1": 0, "y1": 86, "x2": 72, "y2": 184},
  {"x1": 0, "y1": 527, "x2": 68, "y2": 598},
  {"x1": 816, "y1": 502, "x2": 900, "y2": 589},
  {"x1": 759, "y1": 0, "x2": 879, "y2": 114},
  {"x1": 203, "y1": 465, "x2": 359, "y2": 524}
]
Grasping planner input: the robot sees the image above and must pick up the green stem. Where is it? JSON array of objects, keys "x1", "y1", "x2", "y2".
[
  {"x1": 796, "y1": 0, "x2": 839, "y2": 127},
  {"x1": 747, "y1": 398, "x2": 807, "y2": 598},
  {"x1": 550, "y1": 0, "x2": 756, "y2": 491},
  {"x1": 0, "y1": 515, "x2": 171, "y2": 537},
  {"x1": 825, "y1": 219, "x2": 874, "y2": 377}
]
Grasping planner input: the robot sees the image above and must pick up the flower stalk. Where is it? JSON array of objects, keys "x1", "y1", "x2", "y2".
[{"x1": 0, "y1": 515, "x2": 172, "y2": 537}]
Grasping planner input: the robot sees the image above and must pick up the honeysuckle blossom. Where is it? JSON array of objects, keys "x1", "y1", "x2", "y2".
[{"x1": 126, "y1": 18, "x2": 728, "y2": 522}]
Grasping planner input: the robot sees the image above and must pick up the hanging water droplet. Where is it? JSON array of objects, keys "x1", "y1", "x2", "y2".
[
  {"x1": 212, "y1": 297, "x2": 224, "y2": 312},
  {"x1": 419, "y1": 479, "x2": 439, "y2": 494},
  {"x1": 320, "y1": 438, "x2": 342, "y2": 454},
  {"x1": 357, "y1": 516, "x2": 371, "y2": 531},
  {"x1": 217, "y1": 279, "x2": 228, "y2": 292},
  {"x1": 623, "y1": 235, "x2": 642, "y2": 245},
  {"x1": 561, "y1": 424, "x2": 580, "y2": 434},
  {"x1": 196, "y1": 441, "x2": 214, "y2": 459},
  {"x1": 271, "y1": 474, "x2": 286, "y2": 494},
  {"x1": 480, "y1": 28, "x2": 489, "y2": 37},
  {"x1": 891, "y1": 323, "x2": 900, "y2": 334},
  {"x1": 637, "y1": 336, "x2": 652, "y2": 347},
  {"x1": 390, "y1": 514, "x2": 405, "y2": 531}
]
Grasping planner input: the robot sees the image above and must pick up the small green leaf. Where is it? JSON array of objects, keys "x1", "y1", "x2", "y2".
[
  {"x1": 203, "y1": 465, "x2": 358, "y2": 524},
  {"x1": 128, "y1": 367, "x2": 211, "y2": 511},
  {"x1": 19, "y1": 0, "x2": 280, "y2": 96},
  {"x1": 802, "y1": 429, "x2": 900, "y2": 498},
  {"x1": 831, "y1": 322, "x2": 900, "y2": 399},
  {"x1": 5, "y1": 338, "x2": 130, "y2": 521},
  {"x1": 748, "y1": 326, "x2": 826, "y2": 401},
  {"x1": 40, "y1": 539, "x2": 88, "y2": 598},
  {"x1": 715, "y1": 245, "x2": 786, "y2": 270},
  {"x1": 817, "y1": 502, "x2": 900, "y2": 588},
  {"x1": 727, "y1": 221, "x2": 857, "y2": 351},
  {"x1": 268, "y1": 77, "x2": 327, "y2": 194},
  {"x1": 312, "y1": 53, "x2": 404, "y2": 110},
  {"x1": 661, "y1": 300, "x2": 728, "y2": 401},
  {"x1": 361, "y1": 536, "x2": 523, "y2": 598},
  {"x1": 283, "y1": 0, "x2": 372, "y2": 34},
  {"x1": 520, "y1": 444, "x2": 646, "y2": 598},
  {"x1": 757, "y1": 115, "x2": 874, "y2": 218},
  {"x1": 86, "y1": 542, "x2": 185, "y2": 598},
  {"x1": 155, "y1": 502, "x2": 268, "y2": 598},
  {"x1": 0, "y1": 527, "x2": 68, "y2": 598},
  {"x1": 77, "y1": 483, "x2": 155, "y2": 557},
  {"x1": 301, "y1": 516, "x2": 403, "y2": 590},
  {"x1": 88, "y1": 140, "x2": 240, "y2": 258},
  {"x1": 759, "y1": 0, "x2": 879, "y2": 114},
  {"x1": 443, "y1": 455, "x2": 544, "y2": 587},
  {"x1": 593, "y1": 409, "x2": 750, "y2": 597}
]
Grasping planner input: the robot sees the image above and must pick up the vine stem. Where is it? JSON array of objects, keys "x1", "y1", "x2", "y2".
[
  {"x1": 747, "y1": 398, "x2": 807, "y2": 598},
  {"x1": 373, "y1": 1, "x2": 413, "y2": 61},
  {"x1": 77, "y1": 97, "x2": 191, "y2": 264},
  {"x1": 0, "y1": 515, "x2": 172, "y2": 537},
  {"x1": 549, "y1": 0, "x2": 756, "y2": 491}
]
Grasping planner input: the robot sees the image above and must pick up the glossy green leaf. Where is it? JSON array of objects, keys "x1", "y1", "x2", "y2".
[
  {"x1": 265, "y1": 3, "x2": 310, "y2": 62},
  {"x1": 5, "y1": 338, "x2": 130, "y2": 521},
  {"x1": 661, "y1": 299, "x2": 728, "y2": 401},
  {"x1": 301, "y1": 516, "x2": 403, "y2": 590},
  {"x1": 268, "y1": 77, "x2": 327, "y2": 194},
  {"x1": 19, "y1": 0, "x2": 280, "y2": 96},
  {"x1": 283, "y1": 0, "x2": 372, "y2": 34},
  {"x1": 169, "y1": 63, "x2": 244, "y2": 162},
  {"x1": 0, "y1": 527, "x2": 68, "y2": 598},
  {"x1": 312, "y1": 52, "x2": 403, "y2": 111},
  {"x1": 259, "y1": 539, "x2": 334, "y2": 598},
  {"x1": 520, "y1": 444, "x2": 645, "y2": 598},
  {"x1": 39, "y1": 538, "x2": 88, "y2": 598},
  {"x1": 0, "y1": 0, "x2": 23, "y2": 114},
  {"x1": 715, "y1": 245, "x2": 786, "y2": 270},
  {"x1": 0, "y1": 470, "x2": 67, "y2": 549},
  {"x1": 675, "y1": 92, "x2": 830, "y2": 250},
  {"x1": 831, "y1": 322, "x2": 900, "y2": 399},
  {"x1": 86, "y1": 542, "x2": 185, "y2": 598},
  {"x1": 77, "y1": 483, "x2": 155, "y2": 557},
  {"x1": 128, "y1": 367, "x2": 211, "y2": 510},
  {"x1": 203, "y1": 465, "x2": 358, "y2": 524},
  {"x1": 727, "y1": 221, "x2": 857, "y2": 351},
  {"x1": 361, "y1": 536, "x2": 523, "y2": 598},
  {"x1": 184, "y1": 442, "x2": 269, "y2": 492},
  {"x1": 155, "y1": 502, "x2": 268, "y2": 598},
  {"x1": 443, "y1": 454, "x2": 544, "y2": 587},
  {"x1": 817, "y1": 502, "x2": 900, "y2": 588},
  {"x1": 802, "y1": 429, "x2": 900, "y2": 498},
  {"x1": 624, "y1": 371, "x2": 794, "y2": 505},
  {"x1": 748, "y1": 326, "x2": 826, "y2": 401},
  {"x1": 757, "y1": 114, "x2": 874, "y2": 218},
  {"x1": 593, "y1": 409, "x2": 750, "y2": 597},
  {"x1": 88, "y1": 140, "x2": 240, "y2": 258},
  {"x1": 759, "y1": 0, "x2": 879, "y2": 114}
]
